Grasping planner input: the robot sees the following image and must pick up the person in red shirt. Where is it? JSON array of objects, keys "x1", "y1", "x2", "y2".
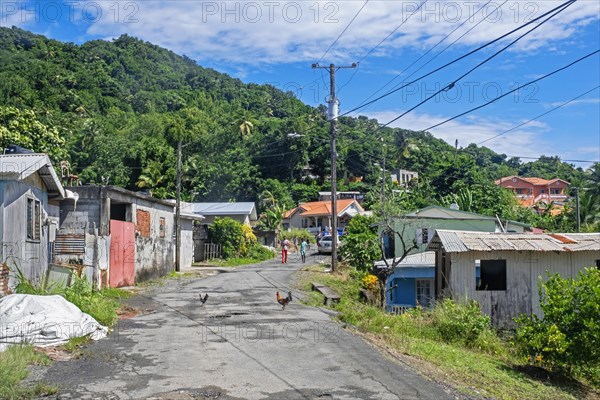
[{"x1": 281, "y1": 239, "x2": 290, "y2": 263}]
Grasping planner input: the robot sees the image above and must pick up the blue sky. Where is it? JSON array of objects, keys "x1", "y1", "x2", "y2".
[{"x1": 1, "y1": 0, "x2": 599, "y2": 166}]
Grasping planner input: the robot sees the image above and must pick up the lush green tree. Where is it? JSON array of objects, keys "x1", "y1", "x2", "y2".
[
  {"x1": 0, "y1": 106, "x2": 67, "y2": 161},
  {"x1": 515, "y1": 268, "x2": 600, "y2": 384}
]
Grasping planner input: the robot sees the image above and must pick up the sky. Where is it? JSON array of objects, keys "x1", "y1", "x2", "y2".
[{"x1": 1, "y1": 0, "x2": 599, "y2": 167}]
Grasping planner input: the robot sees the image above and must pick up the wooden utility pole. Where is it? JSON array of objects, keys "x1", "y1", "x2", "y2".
[
  {"x1": 312, "y1": 62, "x2": 357, "y2": 272},
  {"x1": 175, "y1": 140, "x2": 182, "y2": 272}
]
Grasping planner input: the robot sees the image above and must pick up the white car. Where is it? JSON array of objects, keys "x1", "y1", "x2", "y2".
[{"x1": 317, "y1": 235, "x2": 340, "y2": 254}]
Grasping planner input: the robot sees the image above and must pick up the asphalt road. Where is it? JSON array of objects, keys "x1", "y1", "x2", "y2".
[{"x1": 33, "y1": 253, "x2": 457, "y2": 400}]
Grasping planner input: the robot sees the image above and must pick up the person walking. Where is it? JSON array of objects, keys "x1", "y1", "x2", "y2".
[
  {"x1": 300, "y1": 239, "x2": 309, "y2": 263},
  {"x1": 281, "y1": 238, "x2": 290, "y2": 264}
]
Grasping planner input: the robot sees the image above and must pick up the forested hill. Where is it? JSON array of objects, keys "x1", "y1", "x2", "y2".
[{"x1": 0, "y1": 27, "x2": 593, "y2": 231}]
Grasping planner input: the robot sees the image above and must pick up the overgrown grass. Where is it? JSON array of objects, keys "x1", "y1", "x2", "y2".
[
  {"x1": 0, "y1": 345, "x2": 58, "y2": 400},
  {"x1": 61, "y1": 335, "x2": 92, "y2": 353},
  {"x1": 298, "y1": 266, "x2": 599, "y2": 400}
]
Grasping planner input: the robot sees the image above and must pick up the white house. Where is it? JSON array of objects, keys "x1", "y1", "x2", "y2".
[{"x1": 427, "y1": 230, "x2": 600, "y2": 328}]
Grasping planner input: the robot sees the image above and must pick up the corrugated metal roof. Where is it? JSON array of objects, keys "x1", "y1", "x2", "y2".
[
  {"x1": 190, "y1": 202, "x2": 257, "y2": 220},
  {"x1": 427, "y1": 230, "x2": 600, "y2": 253},
  {"x1": 0, "y1": 154, "x2": 65, "y2": 199},
  {"x1": 374, "y1": 251, "x2": 436, "y2": 268}
]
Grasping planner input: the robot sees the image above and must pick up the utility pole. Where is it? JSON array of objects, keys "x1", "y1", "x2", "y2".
[
  {"x1": 175, "y1": 140, "x2": 182, "y2": 272},
  {"x1": 312, "y1": 62, "x2": 356, "y2": 272},
  {"x1": 574, "y1": 187, "x2": 580, "y2": 233}
]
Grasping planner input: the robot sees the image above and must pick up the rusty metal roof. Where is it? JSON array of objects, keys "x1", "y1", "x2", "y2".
[{"x1": 427, "y1": 230, "x2": 600, "y2": 253}]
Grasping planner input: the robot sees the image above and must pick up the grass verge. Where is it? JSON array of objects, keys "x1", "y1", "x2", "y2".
[
  {"x1": 0, "y1": 345, "x2": 58, "y2": 400},
  {"x1": 298, "y1": 266, "x2": 599, "y2": 400}
]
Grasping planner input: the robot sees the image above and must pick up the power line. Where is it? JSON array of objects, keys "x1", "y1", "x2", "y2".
[
  {"x1": 357, "y1": 0, "x2": 429, "y2": 64},
  {"x1": 477, "y1": 85, "x2": 600, "y2": 145},
  {"x1": 355, "y1": 0, "x2": 499, "y2": 113},
  {"x1": 340, "y1": 0, "x2": 576, "y2": 118},
  {"x1": 378, "y1": 1, "x2": 575, "y2": 130},
  {"x1": 422, "y1": 50, "x2": 600, "y2": 132},
  {"x1": 338, "y1": 0, "x2": 429, "y2": 96},
  {"x1": 316, "y1": 0, "x2": 370, "y2": 65}
]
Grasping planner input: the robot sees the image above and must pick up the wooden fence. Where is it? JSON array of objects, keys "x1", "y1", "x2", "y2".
[{"x1": 203, "y1": 243, "x2": 221, "y2": 260}]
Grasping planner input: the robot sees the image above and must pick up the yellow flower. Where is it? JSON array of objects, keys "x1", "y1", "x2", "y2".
[{"x1": 362, "y1": 274, "x2": 379, "y2": 291}]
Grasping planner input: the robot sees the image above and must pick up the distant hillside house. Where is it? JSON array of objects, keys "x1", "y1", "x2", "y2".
[
  {"x1": 186, "y1": 202, "x2": 257, "y2": 226},
  {"x1": 391, "y1": 169, "x2": 419, "y2": 188},
  {"x1": 283, "y1": 199, "x2": 364, "y2": 231},
  {"x1": 318, "y1": 191, "x2": 365, "y2": 204},
  {"x1": 496, "y1": 176, "x2": 569, "y2": 213}
]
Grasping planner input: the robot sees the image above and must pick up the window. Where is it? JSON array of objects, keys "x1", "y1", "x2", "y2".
[
  {"x1": 540, "y1": 189, "x2": 546, "y2": 194},
  {"x1": 159, "y1": 217, "x2": 166, "y2": 238},
  {"x1": 416, "y1": 279, "x2": 433, "y2": 308},
  {"x1": 551, "y1": 188, "x2": 560, "y2": 195},
  {"x1": 596, "y1": 260, "x2": 600, "y2": 269},
  {"x1": 477, "y1": 260, "x2": 507, "y2": 291},
  {"x1": 417, "y1": 228, "x2": 430, "y2": 245},
  {"x1": 516, "y1": 188, "x2": 524, "y2": 195},
  {"x1": 27, "y1": 198, "x2": 41, "y2": 241}
]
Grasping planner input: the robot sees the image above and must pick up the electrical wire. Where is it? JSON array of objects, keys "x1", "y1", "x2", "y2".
[
  {"x1": 378, "y1": 0, "x2": 576, "y2": 130},
  {"x1": 340, "y1": 0, "x2": 576, "y2": 118},
  {"x1": 316, "y1": 0, "x2": 370, "y2": 65},
  {"x1": 355, "y1": 0, "x2": 499, "y2": 113},
  {"x1": 422, "y1": 50, "x2": 600, "y2": 132},
  {"x1": 477, "y1": 85, "x2": 600, "y2": 145}
]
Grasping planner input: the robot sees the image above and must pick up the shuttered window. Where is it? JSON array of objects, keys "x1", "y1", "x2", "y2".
[{"x1": 27, "y1": 198, "x2": 41, "y2": 241}]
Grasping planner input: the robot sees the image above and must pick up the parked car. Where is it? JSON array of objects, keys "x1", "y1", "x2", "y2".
[{"x1": 317, "y1": 235, "x2": 341, "y2": 254}]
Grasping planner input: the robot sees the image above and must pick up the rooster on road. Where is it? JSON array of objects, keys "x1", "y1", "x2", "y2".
[
  {"x1": 199, "y1": 293, "x2": 209, "y2": 305},
  {"x1": 276, "y1": 291, "x2": 292, "y2": 310}
]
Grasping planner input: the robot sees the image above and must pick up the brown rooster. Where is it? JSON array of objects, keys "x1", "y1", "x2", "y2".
[{"x1": 276, "y1": 291, "x2": 292, "y2": 310}]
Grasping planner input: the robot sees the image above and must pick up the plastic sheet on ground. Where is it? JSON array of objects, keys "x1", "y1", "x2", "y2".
[{"x1": 0, "y1": 294, "x2": 108, "y2": 352}]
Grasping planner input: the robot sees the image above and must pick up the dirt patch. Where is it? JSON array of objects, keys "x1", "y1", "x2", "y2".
[
  {"x1": 117, "y1": 305, "x2": 141, "y2": 320},
  {"x1": 36, "y1": 347, "x2": 75, "y2": 362}
]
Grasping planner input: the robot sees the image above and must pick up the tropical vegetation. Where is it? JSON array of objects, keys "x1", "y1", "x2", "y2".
[{"x1": 0, "y1": 27, "x2": 596, "y2": 232}]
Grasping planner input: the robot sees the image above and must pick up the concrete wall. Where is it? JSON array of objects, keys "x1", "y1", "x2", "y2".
[
  {"x1": 129, "y1": 200, "x2": 175, "y2": 282},
  {"x1": 180, "y1": 218, "x2": 194, "y2": 269},
  {"x1": 445, "y1": 250, "x2": 600, "y2": 328},
  {"x1": 0, "y1": 177, "x2": 55, "y2": 287}
]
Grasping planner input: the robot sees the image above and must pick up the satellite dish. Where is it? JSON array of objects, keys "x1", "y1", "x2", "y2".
[{"x1": 449, "y1": 203, "x2": 460, "y2": 210}]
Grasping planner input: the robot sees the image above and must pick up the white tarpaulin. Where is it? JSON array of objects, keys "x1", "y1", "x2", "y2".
[{"x1": 0, "y1": 294, "x2": 108, "y2": 352}]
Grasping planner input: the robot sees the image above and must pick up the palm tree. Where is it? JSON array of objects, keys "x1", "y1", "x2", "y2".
[{"x1": 136, "y1": 160, "x2": 166, "y2": 192}]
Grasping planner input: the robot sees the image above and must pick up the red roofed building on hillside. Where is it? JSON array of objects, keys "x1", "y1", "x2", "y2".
[
  {"x1": 495, "y1": 176, "x2": 570, "y2": 213},
  {"x1": 282, "y1": 199, "x2": 365, "y2": 231}
]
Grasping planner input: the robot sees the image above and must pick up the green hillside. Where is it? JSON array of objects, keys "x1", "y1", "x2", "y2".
[{"x1": 0, "y1": 27, "x2": 597, "y2": 231}]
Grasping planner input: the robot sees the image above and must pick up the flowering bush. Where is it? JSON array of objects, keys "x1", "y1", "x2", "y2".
[{"x1": 362, "y1": 274, "x2": 379, "y2": 292}]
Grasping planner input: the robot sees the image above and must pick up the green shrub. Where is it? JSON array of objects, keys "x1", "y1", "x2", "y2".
[
  {"x1": 339, "y1": 215, "x2": 380, "y2": 272},
  {"x1": 247, "y1": 243, "x2": 275, "y2": 261},
  {"x1": 208, "y1": 217, "x2": 245, "y2": 258},
  {"x1": 514, "y1": 268, "x2": 600, "y2": 384},
  {"x1": 431, "y1": 299, "x2": 495, "y2": 350}
]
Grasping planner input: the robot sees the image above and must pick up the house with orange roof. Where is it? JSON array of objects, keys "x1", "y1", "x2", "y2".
[
  {"x1": 495, "y1": 176, "x2": 570, "y2": 212},
  {"x1": 282, "y1": 199, "x2": 365, "y2": 232}
]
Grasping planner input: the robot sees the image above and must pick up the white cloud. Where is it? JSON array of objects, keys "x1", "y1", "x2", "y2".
[
  {"x1": 77, "y1": 0, "x2": 599, "y2": 66},
  {"x1": 544, "y1": 97, "x2": 600, "y2": 108}
]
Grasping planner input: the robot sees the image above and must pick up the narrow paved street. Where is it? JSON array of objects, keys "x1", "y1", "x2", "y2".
[{"x1": 35, "y1": 254, "x2": 456, "y2": 400}]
